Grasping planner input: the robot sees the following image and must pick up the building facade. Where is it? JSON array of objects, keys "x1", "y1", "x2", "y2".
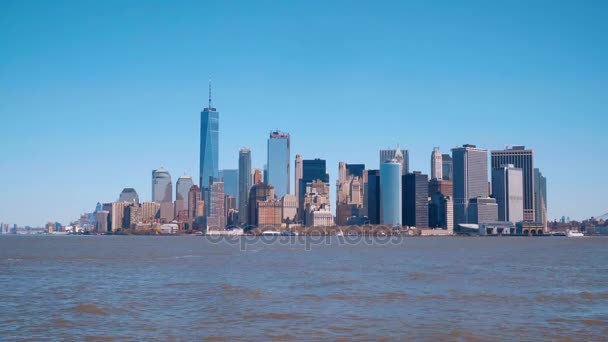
[
  {"x1": 468, "y1": 197, "x2": 498, "y2": 224},
  {"x1": 380, "y1": 145, "x2": 409, "y2": 175},
  {"x1": 199, "y1": 83, "x2": 219, "y2": 189},
  {"x1": 452, "y1": 144, "x2": 489, "y2": 227},
  {"x1": 492, "y1": 164, "x2": 524, "y2": 223},
  {"x1": 207, "y1": 179, "x2": 225, "y2": 229},
  {"x1": 118, "y1": 188, "x2": 139, "y2": 204},
  {"x1": 152, "y1": 168, "x2": 172, "y2": 203},
  {"x1": 402, "y1": 171, "x2": 429, "y2": 228},
  {"x1": 431, "y1": 148, "x2": 442, "y2": 180},
  {"x1": 267, "y1": 130, "x2": 290, "y2": 199},
  {"x1": 238, "y1": 148, "x2": 252, "y2": 225},
  {"x1": 491, "y1": 146, "x2": 535, "y2": 221},
  {"x1": 534, "y1": 168, "x2": 547, "y2": 229},
  {"x1": 365, "y1": 170, "x2": 381, "y2": 224},
  {"x1": 441, "y1": 154, "x2": 453, "y2": 181},
  {"x1": 380, "y1": 160, "x2": 402, "y2": 227}
]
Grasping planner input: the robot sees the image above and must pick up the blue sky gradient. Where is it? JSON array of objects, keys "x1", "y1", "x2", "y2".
[{"x1": 1, "y1": 0, "x2": 607, "y2": 226}]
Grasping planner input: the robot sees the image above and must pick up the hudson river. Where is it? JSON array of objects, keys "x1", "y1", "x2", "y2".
[{"x1": 1, "y1": 235, "x2": 607, "y2": 340}]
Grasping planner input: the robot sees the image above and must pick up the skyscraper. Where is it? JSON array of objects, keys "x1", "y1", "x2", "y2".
[
  {"x1": 207, "y1": 178, "x2": 225, "y2": 229},
  {"x1": 491, "y1": 146, "x2": 535, "y2": 221},
  {"x1": 402, "y1": 171, "x2": 429, "y2": 228},
  {"x1": 380, "y1": 145, "x2": 409, "y2": 175},
  {"x1": 452, "y1": 144, "x2": 488, "y2": 227},
  {"x1": 199, "y1": 81, "x2": 219, "y2": 189},
  {"x1": 442, "y1": 154, "x2": 453, "y2": 181},
  {"x1": 175, "y1": 176, "x2": 194, "y2": 217},
  {"x1": 267, "y1": 131, "x2": 290, "y2": 198},
  {"x1": 118, "y1": 188, "x2": 139, "y2": 204},
  {"x1": 380, "y1": 160, "x2": 402, "y2": 227},
  {"x1": 294, "y1": 154, "x2": 303, "y2": 206},
  {"x1": 365, "y1": 170, "x2": 381, "y2": 224},
  {"x1": 219, "y1": 169, "x2": 238, "y2": 200},
  {"x1": 238, "y1": 148, "x2": 252, "y2": 225},
  {"x1": 247, "y1": 182, "x2": 275, "y2": 227},
  {"x1": 534, "y1": 168, "x2": 547, "y2": 228},
  {"x1": 492, "y1": 164, "x2": 524, "y2": 223},
  {"x1": 187, "y1": 185, "x2": 203, "y2": 220},
  {"x1": 152, "y1": 168, "x2": 172, "y2": 203},
  {"x1": 431, "y1": 148, "x2": 443, "y2": 180},
  {"x1": 176, "y1": 176, "x2": 194, "y2": 201}
]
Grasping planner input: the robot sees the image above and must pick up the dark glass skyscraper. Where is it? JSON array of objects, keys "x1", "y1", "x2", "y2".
[
  {"x1": 238, "y1": 148, "x2": 252, "y2": 225},
  {"x1": 402, "y1": 171, "x2": 429, "y2": 227},
  {"x1": 200, "y1": 82, "x2": 219, "y2": 189},
  {"x1": 366, "y1": 170, "x2": 381, "y2": 224},
  {"x1": 267, "y1": 131, "x2": 290, "y2": 198}
]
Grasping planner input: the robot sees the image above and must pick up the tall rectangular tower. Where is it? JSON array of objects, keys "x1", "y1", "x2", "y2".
[
  {"x1": 492, "y1": 164, "x2": 524, "y2": 223},
  {"x1": 267, "y1": 131, "x2": 290, "y2": 199},
  {"x1": 491, "y1": 146, "x2": 535, "y2": 221},
  {"x1": 238, "y1": 149, "x2": 252, "y2": 225},
  {"x1": 452, "y1": 144, "x2": 489, "y2": 227},
  {"x1": 200, "y1": 82, "x2": 219, "y2": 189}
]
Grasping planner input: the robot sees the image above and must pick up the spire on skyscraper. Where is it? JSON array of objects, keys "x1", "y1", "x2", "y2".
[{"x1": 208, "y1": 78, "x2": 212, "y2": 109}]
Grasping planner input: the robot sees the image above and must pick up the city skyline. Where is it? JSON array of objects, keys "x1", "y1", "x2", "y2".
[{"x1": 2, "y1": 1, "x2": 607, "y2": 226}]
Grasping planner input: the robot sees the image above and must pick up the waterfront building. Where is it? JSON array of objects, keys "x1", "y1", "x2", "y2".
[
  {"x1": 257, "y1": 199, "x2": 282, "y2": 228},
  {"x1": 199, "y1": 81, "x2": 219, "y2": 189},
  {"x1": 247, "y1": 183, "x2": 275, "y2": 227},
  {"x1": 159, "y1": 202, "x2": 174, "y2": 223},
  {"x1": 219, "y1": 169, "x2": 238, "y2": 200},
  {"x1": 294, "y1": 154, "x2": 303, "y2": 208},
  {"x1": 110, "y1": 201, "x2": 131, "y2": 231},
  {"x1": 452, "y1": 144, "x2": 489, "y2": 227},
  {"x1": 336, "y1": 161, "x2": 365, "y2": 226},
  {"x1": 428, "y1": 178, "x2": 453, "y2": 197},
  {"x1": 491, "y1": 146, "x2": 535, "y2": 221},
  {"x1": 402, "y1": 171, "x2": 429, "y2": 228},
  {"x1": 534, "y1": 168, "x2": 548, "y2": 229},
  {"x1": 365, "y1": 169, "x2": 381, "y2": 224},
  {"x1": 188, "y1": 185, "x2": 203, "y2": 219},
  {"x1": 281, "y1": 194, "x2": 297, "y2": 223},
  {"x1": 267, "y1": 130, "x2": 290, "y2": 199},
  {"x1": 238, "y1": 148, "x2": 252, "y2": 225},
  {"x1": 95, "y1": 211, "x2": 109, "y2": 233},
  {"x1": 380, "y1": 145, "x2": 409, "y2": 175},
  {"x1": 380, "y1": 160, "x2": 402, "y2": 227},
  {"x1": 492, "y1": 164, "x2": 524, "y2": 223},
  {"x1": 431, "y1": 148, "x2": 442, "y2": 180},
  {"x1": 118, "y1": 188, "x2": 139, "y2": 204},
  {"x1": 207, "y1": 178, "x2": 225, "y2": 229},
  {"x1": 305, "y1": 206, "x2": 334, "y2": 227},
  {"x1": 141, "y1": 202, "x2": 160, "y2": 223},
  {"x1": 442, "y1": 154, "x2": 453, "y2": 181},
  {"x1": 302, "y1": 180, "x2": 332, "y2": 226},
  {"x1": 468, "y1": 197, "x2": 498, "y2": 224},
  {"x1": 152, "y1": 167, "x2": 172, "y2": 203},
  {"x1": 429, "y1": 194, "x2": 453, "y2": 232},
  {"x1": 123, "y1": 205, "x2": 141, "y2": 229},
  {"x1": 224, "y1": 195, "x2": 237, "y2": 227}
]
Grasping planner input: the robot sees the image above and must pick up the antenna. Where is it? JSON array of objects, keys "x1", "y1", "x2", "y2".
[{"x1": 208, "y1": 77, "x2": 212, "y2": 109}]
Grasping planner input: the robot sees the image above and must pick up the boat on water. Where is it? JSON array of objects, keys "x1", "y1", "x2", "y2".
[
  {"x1": 336, "y1": 230, "x2": 344, "y2": 237},
  {"x1": 567, "y1": 230, "x2": 585, "y2": 237},
  {"x1": 280, "y1": 231, "x2": 298, "y2": 236},
  {"x1": 261, "y1": 231, "x2": 281, "y2": 236}
]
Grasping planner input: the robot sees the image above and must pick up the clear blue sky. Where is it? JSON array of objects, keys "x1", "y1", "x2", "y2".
[{"x1": 1, "y1": 0, "x2": 607, "y2": 226}]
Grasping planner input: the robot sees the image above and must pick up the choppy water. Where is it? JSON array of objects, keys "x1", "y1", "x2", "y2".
[{"x1": 1, "y1": 235, "x2": 607, "y2": 340}]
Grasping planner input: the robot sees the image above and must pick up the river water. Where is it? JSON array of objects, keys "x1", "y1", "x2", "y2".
[{"x1": 1, "y1": 235, "x2": 607, "y2": 340}]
